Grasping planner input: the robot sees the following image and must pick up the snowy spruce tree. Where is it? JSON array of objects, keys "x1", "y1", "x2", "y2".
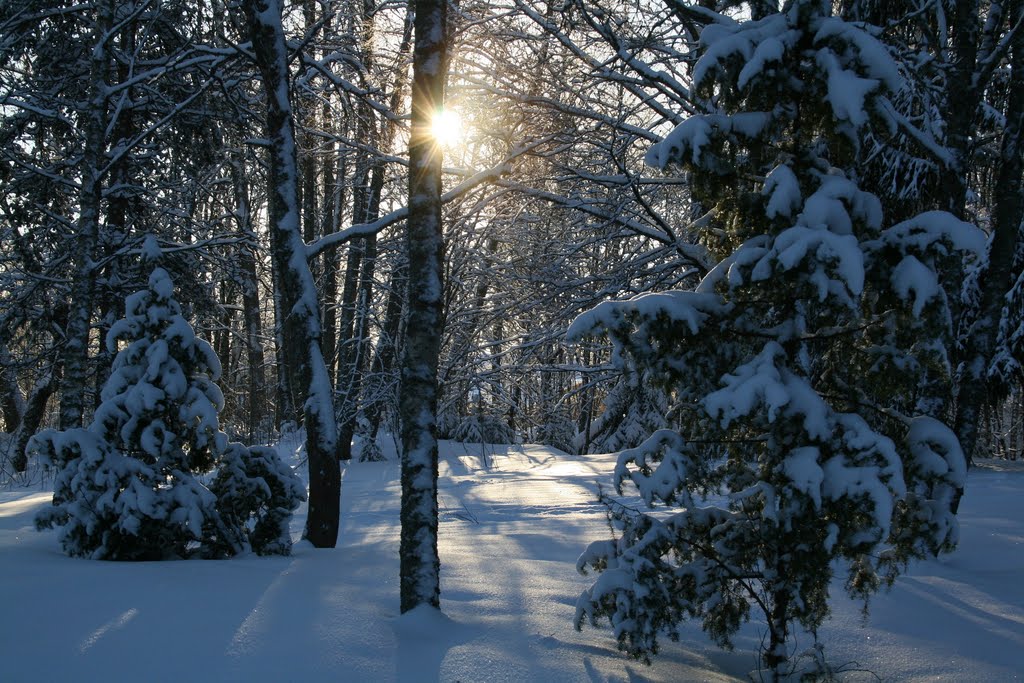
[
  {"x1": 569, "y1": 0, "x2": 983, "y2": 677},
  {"x1": 208, "y1": 443, "x2": 307, "y2": 557},
  {"x1": 33, "y1": 260, "x2": 303, "y2": 559}
]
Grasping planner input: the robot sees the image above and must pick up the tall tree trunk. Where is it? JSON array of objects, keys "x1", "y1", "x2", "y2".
[
  {"x1": 0, "y1": 344, "x2": 25, "y2": 432},
  {"x1": 336, "y1": 0, "x2": 415, "y2": 459},
  {"x1": 215, "y1": 282, "x2": 234, "y2": 374},
  {"x1": 59, "y1": 0, "x2": 114, "y2": 430},
  {"x1": 335, "y1": 236, "x2": 365, "y2": 460},
  {"x1": 321, "y1": 154, "x2": 342, "y2": 377},
  {"x1": 245, "y1": 0, "x2": 340, "y2": 548},
  {"x1": 93, "y1": 17, "x2": 139, "y2": 414},
  {"x1": 334, "y1": 98, "x2": 371, "y2": 461},
  {"x1": 230, "y1": 158, "x2": 267, "y2": 443},
  {"x1": 338, "y1": 154, "x2": 391, "y2": 459},
  {"x1": 399, "y1": 0, "x2": 447, "y2": 613},
  {"x1": 366, "y1": 254, "x2": 407, "y2": 440},
  {"x1": 940, "y1": 0, "x2": 982, "y2": 220},
  {"x1": 954, "y1": 19, "x2": 1024, "y2": 468}
]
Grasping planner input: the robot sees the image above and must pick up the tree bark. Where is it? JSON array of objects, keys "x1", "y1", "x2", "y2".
[
  {"x1": 335, "y1": 237, "x2": 365, "y2": 460},
  {"x1": 12, "y1": 372, "x2": 57, "y2": 472},
  {"x1": 366, "y1": 255, "x2": 407, "y2": 439},
  {"x1": 954, "y1": 19, "x2": 1024, "y2": 467},
  {"x1": 940, "y1": 0, "x2": 982, "y2": 220},
  {"x1": 0, "y1": 344, "x2": 24, "y2": 432},
  {"x1": 58, "y1": 0, "x2": 114, "y2": 430},
  {"x1": 230, "y1": 157, "x2": 267, "y2": 442},
  {"x1": 398, "y1": 0, "x2": 448, "y2": 613},
  {"x1": 245, "y1": 0, "x2": 340, "y2": 548}
]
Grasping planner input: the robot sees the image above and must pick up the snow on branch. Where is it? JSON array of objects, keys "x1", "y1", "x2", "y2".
[
  {"x1": 566, "y1": 290, "x2": 727, "y2": 342},
  {"x1": 879, "y1": 211, "x2": 986, "y2": 256},
  {"x1": 645, "y1": 112, "x2": 771, "y2": 169}
]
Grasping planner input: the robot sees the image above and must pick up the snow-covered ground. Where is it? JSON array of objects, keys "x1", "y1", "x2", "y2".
[{"x1": 1, "y1": 440, "x2": 1021, "y2": 682}]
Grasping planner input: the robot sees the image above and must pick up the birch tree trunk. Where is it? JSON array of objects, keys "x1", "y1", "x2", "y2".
[
  {"x1": 244, "y1": 0, "x2": 340, "y2": 548},
  {"x1": 398, "y1": 0, "x2": 447, "y2": 612}
]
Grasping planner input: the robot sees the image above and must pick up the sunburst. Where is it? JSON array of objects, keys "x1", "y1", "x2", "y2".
[{"x1": 430, "y1": 109, "x2": 464, "y2": 148}]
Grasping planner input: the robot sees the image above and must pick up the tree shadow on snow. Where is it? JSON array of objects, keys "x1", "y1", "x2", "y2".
[{"x1": 392, "y1": 605, "x2": 473, "y2": 682}]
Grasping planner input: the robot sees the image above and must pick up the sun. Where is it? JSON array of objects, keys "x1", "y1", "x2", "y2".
[{"x1": 430, "y1": 109, "x2": 464, "y2": 147}]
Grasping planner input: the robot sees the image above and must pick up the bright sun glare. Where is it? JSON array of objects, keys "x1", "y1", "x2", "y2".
[{"x1": 430, "y1": 109, "x2": 463, "y2": 147}]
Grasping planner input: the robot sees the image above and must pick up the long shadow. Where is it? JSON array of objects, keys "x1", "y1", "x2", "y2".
[
  {"x1": 434, "y1": 446, "x2": 750, "y2": 682},
  {"x1": 393, "y1": 607, "x2": 474, "y2": 683}
]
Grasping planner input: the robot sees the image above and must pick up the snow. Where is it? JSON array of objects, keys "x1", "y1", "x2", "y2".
[
  {"x1": 880, "y1": 210, "x2": 986, "y2": 256},
  {"x1": 891, "y1": 254, "x2": 942, "y2": 317},
  {"x1": 644, "y1": 113, "x2": 770, "y2": 169},
  {"x1": 645, "y1": 116, "x2": 713, "y2": 168},
  {"x1": 817, "y1": 49, "x2": 880, "y2": 129},
  {"x1": 813, "y1": 18, "x2": 902, "y2": 92},
  {"x1": 751, "y1": 225, "x2": 865, "y2": 300},
  {"x1": 703, "y1": 342, "x2": 831, "y2": 439},
  {"x1": 148, "y1": 267, "x2": 174, "y2": 302},
  {"x1": 907, "y1": 416, "x2": 967, "y2": 487},
  {"x1": 691, "y1": 14, "x2": 792, "y2": 92},
  {"x1": 783, "y1": 446, "x2": 824, "y2": 510},
  {"x1": 737, "y1": 36, "x2": 785, "y2": 90},
  {"x1": 763, "y1": 164, "x2": 801, "y2": 219},
  {"x1": 567, "y1": 290, "x2": 726, "y2": 341},
  {"x1": 2, "y1": 442, "x2": 1023, "y2": 681}
]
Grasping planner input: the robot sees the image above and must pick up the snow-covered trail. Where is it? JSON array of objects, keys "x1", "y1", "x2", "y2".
[
  {"x1": 433, "y1": 444, "x2": 748, "y2": 682},
  {"x1": 331, "y1": 442, "x2": 748, "y2": 682},
  {"x1": 1, "y1": 443, "x2": 1022, "y2": 682}
]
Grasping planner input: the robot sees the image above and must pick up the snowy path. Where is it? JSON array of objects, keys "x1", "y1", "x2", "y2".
[{"x1": 1, "y1": 445, "x2": 1022, "y2": 681}]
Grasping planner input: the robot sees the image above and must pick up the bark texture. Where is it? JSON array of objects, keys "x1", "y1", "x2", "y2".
[
  {"x1": 954, "y1": 18, "x2": 1024, "y2": 464},
  {"x1": 58, "y1": 0, "x2": 114, "y2": 430},
  {"x1": 398, "y1": 0, "x2": 448, "y2": 613},
  {"x1": 245, "y1": 0, "x2": 340, "y2": 548}
]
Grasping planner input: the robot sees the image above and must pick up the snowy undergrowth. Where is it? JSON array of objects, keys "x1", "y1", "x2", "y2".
[{"x1": 1, "y1": 440, "x2": 1021, "y2": 682}]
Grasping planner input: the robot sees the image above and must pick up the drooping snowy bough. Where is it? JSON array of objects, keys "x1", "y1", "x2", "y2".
[
  {"x1": 570, "y1": 1, "x2": 983, "y2": 678},
  {"x1": 33, "y1": 264, "x2": 304, "y2": 560}
]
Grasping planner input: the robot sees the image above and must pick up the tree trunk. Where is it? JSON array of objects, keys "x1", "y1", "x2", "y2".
[
  {"x1": 399, "y1": 0, "x2": 448, "y2": 613},
  {"x1": 336, "y1": 0, "x2": 416, "y2": 459},
  {"x1": 0, "y1": 344, "x2": 24, "y2": 432},
  {"x1": 58, "y1": 0, "x2": 114, "y2": 430},
  {"x1": 940, "y1": 0, "x2": 982, "y2": 220},
  {"x1": 335, "y1": 236, "x2": 365, "y2": 460},
  {"x1": 245, "y1": 0, "x2": 340, "y2": 548},
  {"x1": 271, "y1": 266, "x2": 296, "y2": 428},
  {"x1": 12, "y1": 373, "x2": 57, "y2": 472},
  {"x1": 954, "y1": 21, "x2": 1024, "y2": 469},
  {"x1": 765, "y1": 587, "x2": 790, "y2": 682},
  {"x1": 321, "y1": 154, "x2": 342, "y2": 376},
  {"x1": 333, "y1": 101, "x2": 371, "y2": 461},
  {"x1": 230, "y1": 157, "x2": 267, "y2": 442},
  {"x1": 366, "y1": 255, "x2": 407, "y2": 440}
]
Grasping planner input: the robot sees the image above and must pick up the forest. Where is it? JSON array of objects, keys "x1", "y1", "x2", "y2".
[{"x1": 1, "y1": 0, "x2": 1023, "y2": 680}]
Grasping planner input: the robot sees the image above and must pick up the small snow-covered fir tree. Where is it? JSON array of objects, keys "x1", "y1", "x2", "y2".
[
  {"x1": 208, "y1": 443, "x2": 306, "y2": 556},
  {"x1": 34, "y1": 265, "x2": 225, "y2": 559},
  {"x1": 34, "y1": 260, "x2": 303, "y2": 559},
  {"x1": 569, "y1": 1, "x2": 983, "y2": 678}
]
